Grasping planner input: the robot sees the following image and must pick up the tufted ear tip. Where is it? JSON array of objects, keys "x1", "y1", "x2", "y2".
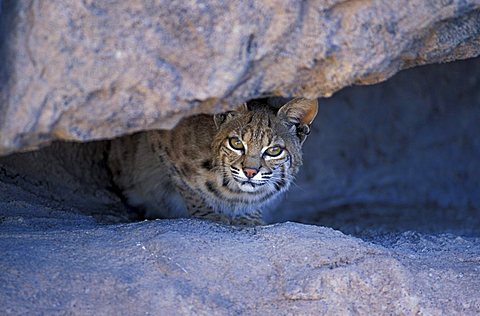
[{"x1": 278, "y1": 98, "x2": 318, "y2": 126}]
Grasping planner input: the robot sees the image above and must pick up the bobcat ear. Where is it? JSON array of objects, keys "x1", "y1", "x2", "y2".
[
  {"x1": 278, "y1": 98, "x2": 318, "y2": 144},
  {"x1": 213, "y1": 111, "x2": 236, "y2": 129},
  {"x1": 214, "y1": 103, "x2": 249, "y2": 129},
  {"x1": 278, "y1": 98, "x2": 318, "y2": 126}
]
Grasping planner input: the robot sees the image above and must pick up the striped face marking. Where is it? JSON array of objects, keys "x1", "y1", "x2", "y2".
[{"x1": 218, "y1": 113, "x2": 293, "y2": 193}]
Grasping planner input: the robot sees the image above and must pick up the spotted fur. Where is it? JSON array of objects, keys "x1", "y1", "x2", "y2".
[{"x1": 108, "y1": 98, "x2": 318, "y2": 225}]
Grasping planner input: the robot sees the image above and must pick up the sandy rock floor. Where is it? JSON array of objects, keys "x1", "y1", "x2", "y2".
[{"x1": 0, "y1": 179, "x2": 479, "y2": 315}]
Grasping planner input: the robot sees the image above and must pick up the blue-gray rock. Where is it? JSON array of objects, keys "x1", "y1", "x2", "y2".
[{"x1": 1, "y1": 209, "x2": 479, "y2": 314}]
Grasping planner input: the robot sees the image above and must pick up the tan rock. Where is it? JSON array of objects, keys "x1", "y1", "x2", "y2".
[{"x1": 1, "y1": 0, "x2": 480, "y2": 155}]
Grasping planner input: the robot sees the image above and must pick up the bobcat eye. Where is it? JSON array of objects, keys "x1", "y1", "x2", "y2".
[
  {"x1": 228, "y1": 137, "x2": 244, "y2": 150},
  {"x1": 265, "y1": 146, "x2": 283, "y2": 157}
]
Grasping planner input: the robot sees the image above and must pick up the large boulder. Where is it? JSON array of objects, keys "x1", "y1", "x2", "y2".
[{"x1": 1, "y1": 0, "x2": 480, "y2": 155}]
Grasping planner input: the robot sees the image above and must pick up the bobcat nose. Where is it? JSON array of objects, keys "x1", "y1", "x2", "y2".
[{"x1": 243, "y1": 167, "x2": 258, "y2": 179}]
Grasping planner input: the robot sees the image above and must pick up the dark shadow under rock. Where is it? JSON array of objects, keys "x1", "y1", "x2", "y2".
[
  {"x1": 0, "y1": 141, "x2": 135, "y2": 224},
  {"x1": 274, "y1": 57, "x2": 480, "y2": 237}
]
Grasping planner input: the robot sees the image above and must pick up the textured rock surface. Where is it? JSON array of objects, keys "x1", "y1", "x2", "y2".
[
  {"x1": 1, "y1": 1, "x2": 480, "y2": 311},
  {"x1": 1, "y1": 213, "x2": 479, "y2": 315},
  {"x1": 1, "y1": 0, "x2": 480, "y2": 154}
]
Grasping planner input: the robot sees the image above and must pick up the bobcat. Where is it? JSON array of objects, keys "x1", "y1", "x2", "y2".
[{"x1": 108, "y1": 98, "x2": 318, "y2": 225}]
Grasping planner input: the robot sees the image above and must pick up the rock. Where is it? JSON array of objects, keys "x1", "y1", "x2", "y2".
[
  {"x1": 1, "y1": 0, "x2": 480, "y2": 155},
  {"x1": 1, "y1": 210, "x2": 479, "y2": 314},
  {"x1": 0, "y1": 2, "x2": 479, "y2": 311}
]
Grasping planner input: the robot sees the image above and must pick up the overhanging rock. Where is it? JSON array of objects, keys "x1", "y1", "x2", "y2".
[{"x1": 1, "y1": 0, "x2": 480, "y2": 155}]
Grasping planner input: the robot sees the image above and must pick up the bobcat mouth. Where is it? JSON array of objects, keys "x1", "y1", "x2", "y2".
[
  {"x1": 232, "y1": 177, "x2": 267, "y2": 192},
  {"x1": 237, "y1": 180, "x2": 265, "y2": 193},
  {"x1": 233, "y1": 177, "x2": 266, "y2": 187},
  {"x1": 231, "y1": 173, "x2": 266, "y2": 186},
  {"x1": 240, "y1": 180, "x2": 262, "y2": 187}
]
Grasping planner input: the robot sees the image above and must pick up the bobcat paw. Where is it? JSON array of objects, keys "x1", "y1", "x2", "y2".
[{"x1": 231, "y1": 213, "x2": 265, "y2": 226}]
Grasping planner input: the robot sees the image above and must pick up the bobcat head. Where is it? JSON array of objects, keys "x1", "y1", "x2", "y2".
[{"x1": 212, "y1": 98, "x2": 318, "y2": 194}]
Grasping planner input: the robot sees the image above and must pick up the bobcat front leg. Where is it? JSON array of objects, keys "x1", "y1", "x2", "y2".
[
  {"x1": 189, "y1": 205, "x2": 264, "y2": 226},
  {"x1": 192, "y1": 210, "x2": 233, "y2": 225},
  {"x1": 231, "y1": 210, "x2": 265, "y2": 226},
  {"x1": 185, "y1": 201, "x2": 231, "y2": 225}
]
